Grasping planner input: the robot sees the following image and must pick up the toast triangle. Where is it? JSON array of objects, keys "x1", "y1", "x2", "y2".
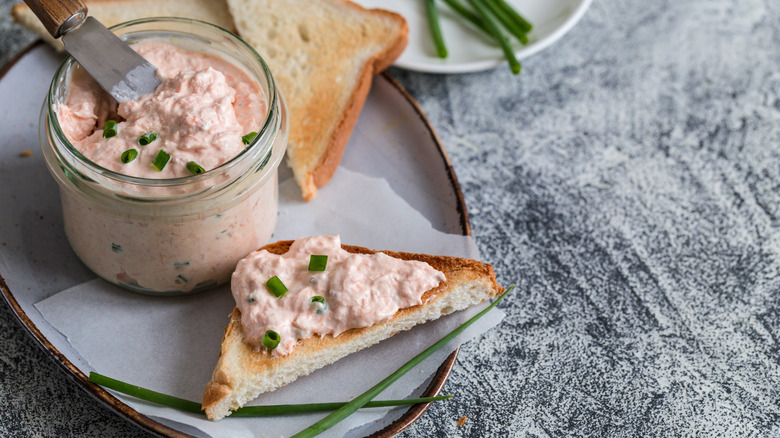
[
  {"x1": 202, "y1": 240, "x2": 502, "y2": 420},
  {"x1": 224, "y1": 0, "x2": 408, "y2": 201}
]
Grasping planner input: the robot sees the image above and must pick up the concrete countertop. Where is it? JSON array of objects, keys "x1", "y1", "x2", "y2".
[{"x1": 2, "y1": 0, "x2": 780, "y2": 436}]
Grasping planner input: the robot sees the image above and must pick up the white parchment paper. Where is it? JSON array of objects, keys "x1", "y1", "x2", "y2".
[{"x1": 34, "y1": 168, "x2": 505, "y2": 438}]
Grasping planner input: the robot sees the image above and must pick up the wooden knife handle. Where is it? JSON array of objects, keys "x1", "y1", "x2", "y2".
[{"x1": 23, "y1": 0, "x2": 87, "y2": 38}]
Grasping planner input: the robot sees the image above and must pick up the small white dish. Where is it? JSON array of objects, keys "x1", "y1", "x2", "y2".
[{"x1": 354, "y1": 0, "x2": 593, "y2": 73}]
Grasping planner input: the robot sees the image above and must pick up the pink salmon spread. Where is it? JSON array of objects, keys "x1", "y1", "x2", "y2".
[
  {"x1": 54, "y1": 42, "x2": 278, "y2": 293},
  {"x1": 232, "y1": 235, "x2": 446, "y2": 356},
  {"x1": 58, "y1": 42, "x2": 265, "y2": 178}
]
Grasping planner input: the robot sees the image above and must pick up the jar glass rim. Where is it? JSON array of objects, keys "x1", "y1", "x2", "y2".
[{"x1": 45, "y1": 16, "x2": 279, "y2": 188}]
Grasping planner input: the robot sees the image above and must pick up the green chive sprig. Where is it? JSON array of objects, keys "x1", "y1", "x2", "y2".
[
  {"x1": 103, "y1": 120, "x2": 118, "y2": 138},
  {"x1": 482, "y1": 0, "x2": 530, "y2": 43},
  {"x1": 424, "y1": 0, "x2": 448, "y2": 58},
  {"x1": 441, "y1": 0, "x2": 492, "y2": 36},
  {"x1": 89, "y1": 372, "x2": 202, "y2": 413},
  {"x1": 242, "y1": 131, "x2": 258, "y2": 145},
  {"x1": 186, "y1": 161, "x2": 206, "y2": 175},
  {"x1": 231, "y1": 394, "x2": 453, "y2": 417},
  {"x1": 263, "y1": 330, "x2": 281, "y2": 350},
  {"x1": 493, "y1": 0, "x2": 532, "y2": 33},
  {"x1": 467, "y1": 0, "x2": 522, "y2": 74},
  {"x1": 433, "y1": 0, "x2": 531, "y2": 72},
  {"x1": 292, "y1": 284, "x2": 514, "y2": 437},
  {"x1": 152, "y1": 149, "x2": 170, "y2": 171},
  {"x1": 120, "y1": 149, "x2": 138, "y2": 164},
  {"x1": 137, "y1": 131, "x2": 158, "y2": 146},
  {"x1": 87, "y1": 372, "x2": 453, "y2": 416},
  {"x1": 308, "y1": 255, "x2": 328, "y2": 271},
  {"x1": 266, "y1": 275, "x2": 288, "y2": 298},
  {"x1": 443, "y1": 0, "x2": 528, "y2": 44}
]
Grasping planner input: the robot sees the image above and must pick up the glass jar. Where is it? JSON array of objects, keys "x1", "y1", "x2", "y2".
[{"x1": 39, "y1": 18, "x2": 288, "y2": 295}]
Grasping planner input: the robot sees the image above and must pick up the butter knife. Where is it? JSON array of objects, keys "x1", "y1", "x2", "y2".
[{"x1": 24, "y1": 0, "x2": 161, "y2": 102}]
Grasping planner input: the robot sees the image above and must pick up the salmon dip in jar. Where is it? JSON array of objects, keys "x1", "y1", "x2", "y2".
[{"x1": 39, "y1": 18, "x2": 288, "y2": 295}]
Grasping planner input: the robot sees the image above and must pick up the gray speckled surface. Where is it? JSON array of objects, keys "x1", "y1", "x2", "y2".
[{"x1": 3, "y1": 0, "x2": 780, "y2": 436}]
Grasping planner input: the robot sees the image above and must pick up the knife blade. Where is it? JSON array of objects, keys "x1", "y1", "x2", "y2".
[
  {"x1": 62, "y1": 17, "x2": 161, "y2": 102},
  {"x1": 24, "y1": 0, "x2": 161, "y2": 103}
]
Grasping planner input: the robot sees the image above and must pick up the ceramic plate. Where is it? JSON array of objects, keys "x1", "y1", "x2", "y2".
[
  {"x1": 0, "y1": 43, "x2": 469, "y2": 437},
  {"x1": 354, "y1": 0, "x2": 593, "y2": 73}
]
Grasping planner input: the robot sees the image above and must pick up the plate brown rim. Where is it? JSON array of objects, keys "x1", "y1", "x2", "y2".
[{"x1": 0, "y1": 42, "x2": 472, "y2": 438}]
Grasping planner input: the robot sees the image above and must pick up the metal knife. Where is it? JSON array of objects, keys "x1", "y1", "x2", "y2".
[{"x1": 24, "y1": 0, "x2": 161, "y2": 102}]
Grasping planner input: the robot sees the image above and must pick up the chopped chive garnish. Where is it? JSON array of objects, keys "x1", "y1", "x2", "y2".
[
  {"x1": 291, "y1": 285, "x2": 515, "y2": 438},
  {"x1": 310, "y1": 296, "x2": 328, "y2": 314},
  {"x1": 176, "y1": 274, "x2": 188, "y2": 283},
  {"x1": 424, "y1": 0, "x2": 448, "y2": 58},
  {"x1": 263, "y1": 330, "x2": 280, "y2": 350},
  {"x1": 87, "y1": 371, "x2": 453, "y2": 416},
  {"x1": 186, "y1": 161, "x2": 206, "y2": 175},
  {"x1": 266, "y1": 275, "x2": 288, "y2": 298},
  {"x1": 308, "y1": 255, "x2": 328, "y2": 271},
  {"x1": 173, "y1": 261, "x2": 189, "y2": 269},
  {"x1": 120, "y1": 148, "x2": 138, "y2": 164},
  {"x1": 111, "y1": 243, "x2": 122, "y2": 253},
  {"x1": 242, "y1": 131, "x2": 258, "y2": 145},
  {"x1": 137, "y1": 131, "x2": 158, "y2": 146},
  {"x1": 102, "y1": 120, "x2": 118, "y2": 138},
  {"x1": 152, "y1": 149, "x2": 170, "y2": 171}
]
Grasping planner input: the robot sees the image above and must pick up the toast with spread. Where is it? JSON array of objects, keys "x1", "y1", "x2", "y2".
[
  {"x1": 202, "y1": 239, "x2": 503, "y2": 420},
  {"x1": 11, "y1": 0, "x2": 408, "y2": 201}
]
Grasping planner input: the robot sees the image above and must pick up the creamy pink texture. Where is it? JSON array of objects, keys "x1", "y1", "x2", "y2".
[
  {"x1": 61, "y1": 178, "x2": 278, "y2": 292},
  {"x1": 232, "y1": 235, "x2": 446, "y2": 356},
  {"x1": 58, "y1": 43, "x2": 266, "y2": 178}
]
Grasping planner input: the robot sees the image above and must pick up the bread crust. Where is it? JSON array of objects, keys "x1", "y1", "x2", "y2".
[
  {"x1": 306, "y1": 3, "x2": 409, "y2": 198},
  {"x1": 202, "y1": 240, "x2": 502, "y2": 420}
]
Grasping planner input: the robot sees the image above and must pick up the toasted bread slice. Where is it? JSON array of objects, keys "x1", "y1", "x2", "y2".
[
  {"x1": 11, "y1": 0, "x2": 235, "y2": 51},
  {"x1": 225, "y1": 0, "x2": 408, "y2": 201},
  {"x1": 202, "y1": 240, "x2": 502, "y2": 420}
]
